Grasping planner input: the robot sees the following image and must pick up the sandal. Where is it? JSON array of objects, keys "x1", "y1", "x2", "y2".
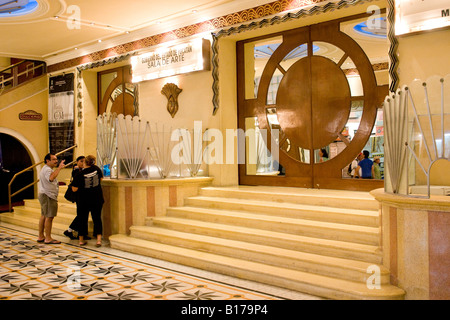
[
  {"x1": 79, "y1": 241, "x2": 88, "y2": 246},
  {"x1": 44, "y1": 239, "x2": 61, "y2": 244},
  {"x1": 37, "y1": 238, "x2": 45, "y2": 243},
  {"x1": 95, "y1": 242, "x2": 102, "y2": 247}
]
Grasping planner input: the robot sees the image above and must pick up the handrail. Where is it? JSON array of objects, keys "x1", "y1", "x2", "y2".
[
  {"x1": 0, "y1": 60, "x2": 46, "y2": 93},
  {"x1": 7, "y1": 145, "x2": 77, "y2": 212}
]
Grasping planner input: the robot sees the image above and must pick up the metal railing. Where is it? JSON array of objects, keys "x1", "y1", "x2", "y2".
[
  {"x1": 0, "y1": 60, "x2": 46, "y2": 95},
  {"x1": 7, "y1": 145, "x2": 77, "y2": 212}
]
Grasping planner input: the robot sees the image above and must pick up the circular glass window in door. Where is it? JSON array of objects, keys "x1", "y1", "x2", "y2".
[{"x1": 256, "y1": 24, "x2": 379, "y2": 171}]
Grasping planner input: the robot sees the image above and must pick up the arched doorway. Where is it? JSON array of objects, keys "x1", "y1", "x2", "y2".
[
  {"x1": 0, "y1": 133, "x2": 34, "y2": 209},
  {"x1": 98, "y1": 65, "x2": 138, "y2": 116},
  {"x1": 237, "y1": 13, "x2": 388, "y2": 191}
]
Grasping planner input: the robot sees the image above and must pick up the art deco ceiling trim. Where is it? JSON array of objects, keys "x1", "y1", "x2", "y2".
[
  {"x1": 47, "y1": 0, "x2": 330, "y2": 73},
  {"x1": 210, "y1": 0, "x2": 397, "y2": 115}
]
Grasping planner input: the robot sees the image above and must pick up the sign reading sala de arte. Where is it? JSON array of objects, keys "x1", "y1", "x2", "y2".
[
  {"x1": 48, "y1": 73, "x2": 75, "y2": 163},
  {"x1": 131, "y1": 38, "x2": 211, "y2": 82},
  {"x1": 395, "y1": 0, "x2": 450, "y2": 35}
]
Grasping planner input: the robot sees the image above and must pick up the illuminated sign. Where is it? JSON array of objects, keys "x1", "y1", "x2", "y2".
[
  {"x1": 395, "y1": 0, "x2": 450, "y2": 35},
  {"x1": 131, "y1": 38, "x2": 210, "y2": 82}
]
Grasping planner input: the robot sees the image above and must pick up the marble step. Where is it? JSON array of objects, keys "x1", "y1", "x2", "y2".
[
  {"x1": 150, "y1": 216, "x2": 382, "y2": 264},
  {"x1": 0, "y1": 211, "x2": 90, "y2": 237},
  {"x1": 109, "y1": 234, "x2": 405, "y2": 300},
  {"x1": 200, "y1": 186, "x2": 379, "y2": 211},
  {"x1": 165, "y1": 206, "x2": 380, "y2": 246},
  {"x1": 185, "y1": 196, "x2": 379, "y2": 227},
  {"x1": 129, "y1": 225, "x2": 389, "y2": 284},
  {"x1": 11, "y1": 206, "x2": 92, "y2": 227},
  {"x1": 24, "y1": 199, "x2": 77, "y2": 215}
]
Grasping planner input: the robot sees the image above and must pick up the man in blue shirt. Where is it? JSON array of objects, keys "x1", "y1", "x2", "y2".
[{"x1": 355, "y1": 150, "x2": 374, "y2": 179}]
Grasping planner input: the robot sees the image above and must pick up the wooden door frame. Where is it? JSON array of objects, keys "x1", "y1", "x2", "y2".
[
  {"x1": 97, "y1": 65, "x2": 133, "y2": 115},
  {"x1": 237, "y1": 12, "x2": 386, "y2": 191}
]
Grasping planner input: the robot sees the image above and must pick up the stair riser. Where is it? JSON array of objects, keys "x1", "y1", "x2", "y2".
[
  {"x1": 109, "y1": 238, "x2": 403, "y2": 300},
  {"x1": 0, "y1": 214, "x2": 92, "y2": 236},
  {"x1": 200, "y1": 189, "x2": 379, "y2": 211},
  {"x1": 24, "y1": 200, "x2": 76, "y2": 214},
  {"x1": 151, "y1": 219, "x2": 382, "y2": 264},
  {"x1": 10, "y1": 208, "x2": 93, "y2": 229},
  {"x1": 166, "y1": 209, "x2": 380, "y2": 246},
  {"x1": 185, "y1": 198, "x2": 379, "y2": 227},
  {"x1": 130, "y1": 228, "x2": 389, "y2": 284}
]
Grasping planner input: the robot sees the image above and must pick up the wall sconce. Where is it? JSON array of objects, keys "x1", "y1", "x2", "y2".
[{"x1": 161, "y1": 83, "x2": 182, "y2": 118}]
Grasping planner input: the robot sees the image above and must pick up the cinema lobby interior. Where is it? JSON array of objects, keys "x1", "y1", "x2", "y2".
[{"x1": 0, "y1": 0, "x2": 449, "y2": 302}]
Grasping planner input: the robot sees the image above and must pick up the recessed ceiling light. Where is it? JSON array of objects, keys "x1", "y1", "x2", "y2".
[
  {"x1": 192, "y1": 10, "x2": 198, "y2": 14},
  {"x1": 98, "y1": 39, "x2": 102, "y2": 43},
  {"x1": 74, "y1": 47, "x2": 78, "y2": 50},
  {"x1": 54, "y1": 16, "x2": 59, "y2": 19}
]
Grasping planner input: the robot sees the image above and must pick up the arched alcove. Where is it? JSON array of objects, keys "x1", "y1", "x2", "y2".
[{"x1": 0, "y1": 129, "x2": 39, "y2": 209}]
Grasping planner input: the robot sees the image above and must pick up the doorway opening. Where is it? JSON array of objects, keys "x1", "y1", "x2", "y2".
[
  {"x1": 237, "y1": 13, "x2": 388, "y2": 191},
  {"x1": 0, "y1": 133, "x2": 34, "y2": 211}
]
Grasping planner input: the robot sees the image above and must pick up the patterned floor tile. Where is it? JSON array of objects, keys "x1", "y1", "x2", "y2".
[{"x1": 0, "y1": 226, "x2": 282, "y2": 301}]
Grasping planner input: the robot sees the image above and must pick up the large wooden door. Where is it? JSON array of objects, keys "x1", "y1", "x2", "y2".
[{"x1": 237, "y1": 16, "x2": 386, "y2": 191}]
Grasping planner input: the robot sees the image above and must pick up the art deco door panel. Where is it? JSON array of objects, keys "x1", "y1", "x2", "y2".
[{"x1": 238, "y1": 15, "x2": 386, "y2": 191}]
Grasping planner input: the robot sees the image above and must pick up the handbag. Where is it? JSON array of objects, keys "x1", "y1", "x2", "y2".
[{"x1": 64, "y1": 184, "x2": 77, "y2": 203}]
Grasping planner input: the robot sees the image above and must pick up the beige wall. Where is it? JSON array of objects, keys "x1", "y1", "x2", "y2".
[
  {"x1": 397, "y1": 28, "x2": 450, "y2": 186},
  {"x1": 0, "y1": 76, "x2": 50, "y2": 183}
]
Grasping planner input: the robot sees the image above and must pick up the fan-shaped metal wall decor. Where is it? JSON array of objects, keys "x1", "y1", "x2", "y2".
[
  {"x1": 383, "y1": 75, "x2": 450, "y2": 198},
  {"x1": 97, "y1": 114, "x2": 206, "y2": 179}
]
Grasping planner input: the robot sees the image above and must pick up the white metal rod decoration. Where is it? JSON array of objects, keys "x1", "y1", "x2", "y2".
[{"x1": 384, "y1": 76, "x2": 449, "y2": 198}]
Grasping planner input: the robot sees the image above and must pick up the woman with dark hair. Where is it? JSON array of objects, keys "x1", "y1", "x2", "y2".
[
  {"x1": 63, "y1": 155, "x2": 87, "y2": 240},
  {"x1": 71, "y1": 155, "x2": 104, "y2": 247},
  {"x1": 319, "y1": 148, "x2": 329, "y2": 163}
]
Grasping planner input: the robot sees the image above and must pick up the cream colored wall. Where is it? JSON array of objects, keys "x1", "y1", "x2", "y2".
[
  {"x1": 397, "y1": 28, "x2": 450, "y2": 186},
  {"x1": 79, "y1": 70, "x2": 99, "y2": 158},
  {"x1": 138, "y1": 69, "x2": 215, "y2": 130},
  {"x1": 0, "y1": 76, "x2": 49, "y2": 177}
]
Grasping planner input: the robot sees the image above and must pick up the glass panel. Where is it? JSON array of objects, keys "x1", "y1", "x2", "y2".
[
  {"x1": 100, "y1": 72, "x2": 117, "y2": 102},
  {"x1": 340, "y1": 15, "x2": 389, "y2": 87},
  {"x1": 267, "y1": 74, "x2": 282, "y2": 105},
  {"x1": 342, "y1": 107, "x2": 385, "y2": 178},
  {"x1": 245, "y1": 116, "x2": 284, "y2": 176},
  {"x1": 313, "y1": 41, "x2": 345, "y2": 61},
  {"x1": 246, "y1": 36, "x2": 283, "y2": 100}
]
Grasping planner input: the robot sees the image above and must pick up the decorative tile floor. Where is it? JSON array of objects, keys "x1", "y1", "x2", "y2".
[{"x1": 0, "y1": 225, "x2": 321, "y2": 301}]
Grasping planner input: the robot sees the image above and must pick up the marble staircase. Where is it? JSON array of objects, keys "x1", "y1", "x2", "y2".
[
  {"x1": 0, "y1": 185, "x2": 93, "y2": 236},
  {"x1": 109, "y1": 186, "x2": 405, "y2": 300}
]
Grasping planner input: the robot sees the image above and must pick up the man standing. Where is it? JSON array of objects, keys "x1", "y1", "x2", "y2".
[
  {"x1": 355, "y1": 150, "x2": 374, "y2": 179},
  {"x1": 37, "y1": 153, "x2": 65, "y2": 244}
]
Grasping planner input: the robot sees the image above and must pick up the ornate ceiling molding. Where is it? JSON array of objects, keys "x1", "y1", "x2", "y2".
[
  {"x1": 211, "y1": 0, "x2": 397, "y2": 115},
  {"x1": 47, "y1": 0, "x2": 329, "y2": 73}
]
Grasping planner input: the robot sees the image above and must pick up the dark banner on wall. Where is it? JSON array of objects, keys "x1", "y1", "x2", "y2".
[{"x1": 48, "y1": 73, "x2": 75, "y2": 164}]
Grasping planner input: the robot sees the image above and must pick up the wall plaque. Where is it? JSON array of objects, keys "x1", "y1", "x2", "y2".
[{"x1": 19, "y1": 110, "x2": 43, "y2": 121}]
